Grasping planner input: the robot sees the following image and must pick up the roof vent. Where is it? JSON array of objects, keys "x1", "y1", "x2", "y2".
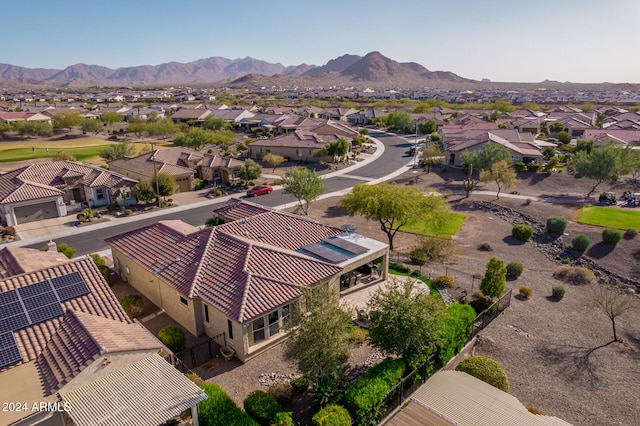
[
  {"x1": 341, "y1": 224, "x2": 358, "y2": 233},
  {"x1": 286, "y1": 225, "x2": 293, "y2": 231}
]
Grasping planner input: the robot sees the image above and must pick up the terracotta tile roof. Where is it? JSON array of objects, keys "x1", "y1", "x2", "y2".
[
  {"x1": 106, "y1": 205, "x2": 345, "y2": 322},
  {"x1": 212, "y1": 198, "x2": 271, "y2": 222},
  {"x1": 0, "y1": 257, "x2": 130, "y2": 367},
  {"x1": 0, "y1": 247, "x2": 69, "y2": 278},
  {"x1": 37, "y1": 310, "x2": 161, "y2": 393},
  {"x1": 60, "y1": 353, "x2": 207, "y2": 426}
]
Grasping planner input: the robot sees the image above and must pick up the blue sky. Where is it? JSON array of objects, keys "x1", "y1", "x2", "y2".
[{"x1": 2, "y1": 0, "x2": 639, "y2": 83}]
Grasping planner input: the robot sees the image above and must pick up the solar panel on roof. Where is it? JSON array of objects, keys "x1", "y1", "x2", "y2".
[
  {"x1": 323, "y1": 237, "x2": 368, "y2": 255},
  {"x1": 22, "y1": 291, "x2": 59, "y2": 311},
  {"x1": 27, "y1": 303, "x2": 64, "y2": 325},
  {"x1": 17, "y1": 279, "x2": 54, "y2": 299},
  {"x1": 300, "y1": 243, "x2": 349, "y2": 264},
  {"x1": 51, "y1": 272, "x2": 90, "y2": 301},
  {"x1": 0, "y1": 289, "x2": 19, "y2": 306},
  {"x1": 0, "y1": 312, "x2": 30, "y2": 334},
  {"x1": 0, "y1": 332, "x2": 22, "y2": 369}
]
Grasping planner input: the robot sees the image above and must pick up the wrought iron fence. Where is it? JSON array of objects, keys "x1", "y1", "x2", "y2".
[{"x1": 471, "y1": 288, "x2": 512, "y2": 338}]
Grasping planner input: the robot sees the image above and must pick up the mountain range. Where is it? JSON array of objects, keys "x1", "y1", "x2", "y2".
[{"x1": 0, "y1": 51, "x2": 472, "y2": 88}]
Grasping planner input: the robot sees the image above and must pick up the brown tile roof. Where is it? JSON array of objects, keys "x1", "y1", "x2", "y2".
[
  {"x1": 0, "y1": 247, "x2": 69, "y2": 278},
  {"x1": 212, "y1": 198, "x2": 271, "y2": 222},
  {"x1": 108, "y1": 152, "x2": 194, "y2": 179},
  {"x1": 37, "y1": 310, "x2": 161, "y2": 393},
  {"x1": 106, "y1": 204, "x2": 345, "y2": 322},
  {"x1": 0, "y1": 257, "x2": 130, "y2": 366},
  {"x1": 249, "y1": 130, "x2": 341, "y2": 149}
]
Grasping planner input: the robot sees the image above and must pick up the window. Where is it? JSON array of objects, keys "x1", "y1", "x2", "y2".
[
  {"x1": 296, "y1": 149, "x2": 302, "y2": 157},
  {"x1": 180, "y1": 296, "x2": 188, "y2": 306},
  {"x1": 227, "y1": 319, "x2": 234, "y2": 341},
  {"x1": 204, "y1": 304, "x2": 209, "y2": 323},
  {"x1": 96, "y1": 188, "x2": 104, "y2": 200},
  {"x1": 269, "y1": 311, "x2": 279, "y2": 336},
  {"x1": 282, "y1": 304, "x2": 290, "y2": 328},
  {"x1": 252, "y1": 317, "x2": 265, "y2": 343}
]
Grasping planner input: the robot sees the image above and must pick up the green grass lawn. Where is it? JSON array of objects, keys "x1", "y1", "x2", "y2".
[
  {"x1": 388, "y1": 266, "x2": 443, "y2": 302},
  {"x1": 0, "y1": 145, "x2": 112, "y2": 162},
  {"x1": 577, "y1": 206, "x2": 640, "y2": 230},
  {"x1": 400, "y1": 212, "x2": 466, "y2": 237}
]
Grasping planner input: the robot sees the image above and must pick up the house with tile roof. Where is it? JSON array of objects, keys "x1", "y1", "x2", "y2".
[
  {"x1": 247, "y1": 130, "x2": 350, "y2": 163},
  {"x1": 0, "y1": 248, "x2": 206, "y2": 426},
  {"x1": 0, "y1": 161, "x2": 138, "y2": 226},
  {"x1": 443, "y1": 129, "x2": 543, "y2": 167},
  {"x1": 105, "y1": 199, "x2": 389, "y2": 362},
  {"x1": 108, "y1": 146, "x2": 244, "y2": 191}
]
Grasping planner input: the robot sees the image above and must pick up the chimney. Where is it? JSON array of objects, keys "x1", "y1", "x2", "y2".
[{"x1": 47, "y1": 240, "x2": 57, "y2": 252}]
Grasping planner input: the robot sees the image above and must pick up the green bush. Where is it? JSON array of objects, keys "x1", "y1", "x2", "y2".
[
  {"x1": 438, "y1": 303, "x2": 476, "y2": 365},
  {"x1": 312, "y1": 405, "x2": 352, "y2": 426},
  {"x1": 243, "y1": 390, "x2": 281, "y2": 426},
  {"x1": 455, "y1": 356, "x2": 509, "y2": 392},
  {"x1": 434, "y1": 275, "x2": 454, "y2": 288},
  {"x1": 271, "y1": 412, "x2": 294, "y2": 426},
  {"x1": 345, "y1": 358, "x2": 405, "y2": 426},
  {"x1": 477, "y1": 242, "x2": 493, "y2": 251},
  {"x1": 90, "y1": 253, "x2": 112, "y2": 285},
  {"x1": 514, "y1": 162, "x2": 526, "y2": 171},
  {"x1": 546, "y1": 217, "x2": 568, "y2": 235},
  {"x1": 185, "y1": 372, "x2": 205, "y2": 387},
  {"x1": 267, "y1": 382, "x2": 293, "y2": 405},
  {"x1": 388, "y1": 263, "x2": 410, "y2": 273},
  {"x1": 505, "y1": 261, "x2": 524, "y2": 279},
  {"x1": 625, "y1": 228, "x2": 637, "y2": 238},
  {"x1": 290, "y1": 376, "x2": 310, "y2": 394},
  {"x1": 518, "y1": 286, "x2": 533, "y2": 299},
  {"x1": 76, "y1": 213, "x2": 87, "y2": 222},
  {"x1": 124, "y1": 209, "x2": 133, "y2": 216},
  {"x1": 157, "y1": 326, "x2": 186, "y2": 353},
  {"x1": 552, "y1": 286, "x2": 565, "y2": 300},
  {"x1": 571, "y1": 234, "x2": 591, "y2": 252},
  {"x1": 526, "y1": 163, "x2": 541, "y2": 172},
  {"x1": 552, "y1": 266, "x2": 595, "y2": 285},
  {"x1": 56, "y1": 243, "x2": 76, "y2": 259},
  {"x1": 410, "y1": 269, "x2": 421, "y2": 278},
  {"x1": 511, "y1": 224, "x2": 533, "y2": 242},
  {"x1": 602, "y1": 228, "x2": 622, "y2": 246},
  {"x1": 120, "y1": 294, "x2": 143, "y2": 317},
  {"x1": 199, "y1": 383, "x2": 258, "y2": 426},
  {"x1": 469, "y1": 295, "x2": 494, "y2": 315},
  {"x1": 409, "y1": 248, "x2": 428, "y2": 265}
]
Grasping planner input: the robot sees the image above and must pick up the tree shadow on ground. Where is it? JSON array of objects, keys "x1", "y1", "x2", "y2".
[
  {"x1": 323, "y1": 205, "x2": 347, "y2": 219},
  {"x1": 524, "y1": 172, "x2": 552, "y2": 186},
  {"x1": 587, "y1": 242, "x2": 616, "y2": 260},
  {"x1": 538, "y1": 341, "x2": 616, "y2": 388},
  {"x1": 286, "y1": 392, "x2": 318, "y2": 426}
]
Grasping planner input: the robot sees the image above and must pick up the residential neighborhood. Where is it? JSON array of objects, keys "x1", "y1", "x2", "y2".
[{"x1": 1, "y1": 44, "x2": 640, "y2": 426}]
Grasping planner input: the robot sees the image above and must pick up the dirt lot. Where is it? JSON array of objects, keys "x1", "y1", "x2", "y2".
[{"x1": 301, "y1": 168, "x2": 640, "y2": 426}]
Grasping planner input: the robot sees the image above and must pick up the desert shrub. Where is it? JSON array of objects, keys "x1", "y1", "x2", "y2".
[
  {"x1": 345, "y1": 358, "x2": 405, "y2": 426},
  {"x1": 552, "y1": 266, "x2": 595, "y2": 285},
  {"x1": 514, "y1": 162, "x2": 526, "y2": 171},
  {"x1": 409, "y1": 248, "x2": 428, "y2": 265},
  {"x1": 552, "y1": 285, "x2": 565, "y2": 300},
  {"x1": 76, "y1": 213, "x2": 87, "y2": 222},
  {"x1": 198, "y1": 383, "x2": 258, "y2": 426},
  {"x1": 527, "y1": 406, "x2": 543, "y2": 415},
  {"x1": 124, "y1": 209, "x2": 133, "y2": 216},
  {"x1": 56, "y1": 243, "x2": 76, "y2": 259},
  {"x1": 347, "y1": 325, "x2": 369, "y2": 345},
  {"x1": 388, "y1": 263, "x2": 410, "y2": 273},
  {"x1": 455, "y1": 356, "x2": 509, "y2": 392},
  {"x1": 120, "y1": 294, "x2": 143, "y2": 318},
  {"x1": 518, "y1": 286, "x2": 533, "y2": 299},
  {"x1": 571, "y1": 234, "x2": 591, "y2": 252},
  {"x1": 90, "y1": 253, "x2": 112, "y2": 284},
  {"x1": 272, "y1": 412, "x2": 294, "y2": 426},
  {"x1": 290, "y1": 376, "x2": 310, "y2": 394},
  {"x1": 410, "y1": 269, "x2": 421, "y2": 278},
  {"x1": 469, "y1": 295, "x2": 494, "y2": 315},
  {"x1": 244, "y1": 390, "x2": 281, "y2": 426},
  {"x1": 477, "y1": 242, "x2": 493, "y2": 251},
  {"x1": 267, "y1": 382, "x2": 293, "y2": 405},
  {"x1": 511, "y1": 224, "x2": 533, "y2": 242},
  {"x1": 2, "y1": 226, "x2": 15, "y2": 236},
  {"x1": 506, "y1": 261, "x2": 524, "y2": 279},
  {"x1": 526, "y1": 163, "x2": 540, "y2": 172},
  {"x1": 602, "y1": 228, "x2": 622, "y2": 246},
  {"x1": 312, "y1": 405, "x2": 352, "y2": 426},
  {"x1": 438, "y1": 302, "x2": 476, "y2": 365},
  {"x1": 185, "y1": 372, "x2": 205, "y2": 387},
  {"x1": 546, "y1": 217, "x2": 568, "y2": 235},
  {"x1": 418, "y1": 236, "x2": 457, "y2": 262},
  {"x1": 157, "y1": 326, "x2": 186, "y2": 353},
  {"x1": 434, "y1": 275, "x2": 454, "y2": 288},
  {"x1": 625, "y1": 228, "x2": 637, "y2": 238}
]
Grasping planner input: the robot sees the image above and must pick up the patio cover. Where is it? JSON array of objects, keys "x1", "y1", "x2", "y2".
[{"x1": 60, "y1": 353, "x2": 206, "y2": 426}]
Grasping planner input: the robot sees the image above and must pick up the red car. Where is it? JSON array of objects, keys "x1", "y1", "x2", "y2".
[{"x1": 246, "y1": 185, "x2": 273, "y2": 197}]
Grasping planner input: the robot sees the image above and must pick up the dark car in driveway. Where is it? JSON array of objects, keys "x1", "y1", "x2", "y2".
[{"x1": 246, "y1": 185, "x2": 273, "y2": 197}]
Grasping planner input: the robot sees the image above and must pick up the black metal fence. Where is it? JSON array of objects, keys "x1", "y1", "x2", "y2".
[
  {"x1": 172, "y1": 332, "x2": 226, "y2": 370},
  {"x1": 471, "y1": 288, "x2": 512, "y2": 338},
  {"x1": 382, "y1": 353, "x2": 440, "y2": 418}
]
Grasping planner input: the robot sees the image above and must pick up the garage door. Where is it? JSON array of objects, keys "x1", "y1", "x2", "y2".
[{"x1": 14, "y1": 201, "x2": 59, "y2": 224}]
